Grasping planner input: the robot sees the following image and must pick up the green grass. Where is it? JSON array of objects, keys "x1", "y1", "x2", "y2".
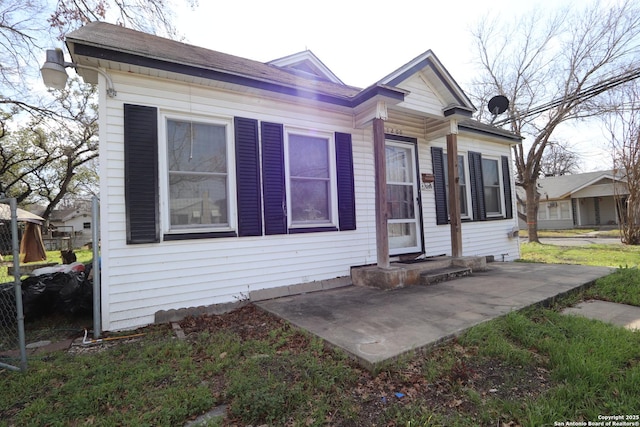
[
  {"x1": 520, "y1": 242, "x2": 640, "y2": 267},
  {"x1": 2, "y1": 249, "x2": 93, "y2": 265},
  {"x1": 2, "y1": 243, "x2": 640, "y2": 425},
  {"x1": 585, "y1": 267, "x2": 640, "y2": 306},
  {"x1": 519, "y1": 228, "x2": 621, "y2": 238},
  {"x1": 459, "y1": 307, "x2": 640, "y2": 425}
]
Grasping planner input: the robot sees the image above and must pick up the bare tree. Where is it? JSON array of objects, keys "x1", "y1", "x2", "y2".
[
  {"x1": 48, "y1": 0, "x2": 198, "y2": 41},
  {"x1": 0, "y1": 78, "x2": 98, "y2": 218},
  {"x1": 540, "y1": 142, "x2": 581, "y2": 177},
  {"x1": 0, "y1": 0, "x2": 196, "y2": 213},
  {"x1": 470, "y1": 0, "x2": 640, "y2": 242},
  {"x1": 604, "y1": 81, "x2": 640, "y2": 244}
]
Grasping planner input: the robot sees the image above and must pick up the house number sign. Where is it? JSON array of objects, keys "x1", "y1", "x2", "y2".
[{"x1": 385, "y1": 127, "x2": 403, "y2": 136}]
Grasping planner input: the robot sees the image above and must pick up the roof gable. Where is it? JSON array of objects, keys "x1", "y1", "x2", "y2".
[
  {"x1": 536, "y1": 171, "x2": 622, "y2": 199},
  {"x1": 378, "y1": 50, "x2": 475, "y2": 117},
  {"x1": 268, "y1": 50, "x2": 344, "y2": 84}
]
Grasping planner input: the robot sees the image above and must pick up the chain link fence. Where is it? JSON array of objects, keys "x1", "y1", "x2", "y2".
[{"x1": 0, "y1": 199, "x2": 27, "y2": 372}]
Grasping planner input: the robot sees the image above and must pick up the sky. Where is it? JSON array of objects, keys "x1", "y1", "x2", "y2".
[{"x1": 172, "y1": 0, "x2": 611, "y2": 172}]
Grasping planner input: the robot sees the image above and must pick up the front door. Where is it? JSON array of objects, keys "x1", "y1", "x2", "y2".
[{"x1": 386, "y1": 139, "x2": 422, "y2": 255}]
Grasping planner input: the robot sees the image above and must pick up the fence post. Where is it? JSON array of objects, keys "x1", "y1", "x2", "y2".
[{"x1": 10, "y1": 199, "x2": 27, "y2": 371}]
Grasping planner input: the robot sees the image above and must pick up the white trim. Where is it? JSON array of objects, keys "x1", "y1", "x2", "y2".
[
  {"x1": 481, "y1": 156, "x2": 505, "y2": 218},
  {"x1": 443, "y1": 152, "x2": 471, "y2": 220},
  {"x1": 386, "y1": 139, "x2": 422, "y2": 255},
  {"x1": 158, "y1": 111, "x2": 237, "y2": 236},
  {"x1": 267, "y1": 50, "x2": 345, "y2": 85},
  {"x1": 284, "y1": 127, "x2": 339, "y2": 229}
]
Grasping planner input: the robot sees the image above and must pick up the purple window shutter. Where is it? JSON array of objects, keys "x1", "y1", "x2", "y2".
[
  {"x1": 261, "y1": 122, "x2": 287, "y2": 235},
  {"x1": 335, "y1": 132, "x2": 356, "y2": 231},
  {"x1": 234, "y1": 117, "x2": 263, "y2": 236},
  {"x1": 468, "y1": 151, "x2": 486, "y2": 221},
  {"x1": 124, "y1": 104, "x2": 159, "y2": 244},
  {"x1": 431, "y1": 147, "x2": 448, "y2": 225},
  {"x1": 501, "y1": 156, "x2": 513, "y2": 219}
]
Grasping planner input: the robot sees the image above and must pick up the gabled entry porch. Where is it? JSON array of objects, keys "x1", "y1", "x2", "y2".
[{"x1": 350, "y1": 92, "x2": 474, "y2": 289}]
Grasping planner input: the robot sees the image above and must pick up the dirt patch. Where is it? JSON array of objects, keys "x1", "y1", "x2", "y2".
[
  {"x1": 178, "y1": 304, "x2": 553, "y2": 426},
  {"x1": 179, "y1": 304, "x2": 287, "y2": 341}
]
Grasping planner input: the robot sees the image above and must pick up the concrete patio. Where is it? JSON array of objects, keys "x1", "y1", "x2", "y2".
[{"x1": 256, "y1": 262, "x2": 614, "y2": 370}]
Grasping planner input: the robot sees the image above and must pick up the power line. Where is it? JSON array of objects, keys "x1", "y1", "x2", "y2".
[{"x1": 493, "y1": 67, "x2": 640, "y2": 126}]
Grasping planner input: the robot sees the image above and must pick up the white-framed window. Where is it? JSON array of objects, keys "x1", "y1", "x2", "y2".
[
  {"x1": 543, "y1": 200, "x2": 571, "y2": 220},
  {"x1": 285, "y1": 129, "x2": 338, "y2": 228},
  {"x1": 160, "y1": 113, "x2": 236, "y2": 233},
  {"x1": 538, "y1": 203, "x2": 548, "y2": 220},
  {"x1": 443, "y1": 153, "x2": 470, "y2": 218},
  {"x1": 559, "y1": 201, "x2": 571, "y2": 219},
  {"x1": 482, "y1": 157, "x2": 503, "y2": 217}
]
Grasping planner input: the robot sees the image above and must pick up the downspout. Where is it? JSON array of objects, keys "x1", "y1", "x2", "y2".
[{"x1": 92, "y1": 196, "x2": 101, "y2": 339}]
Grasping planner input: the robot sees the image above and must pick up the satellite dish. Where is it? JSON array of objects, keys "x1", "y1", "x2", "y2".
[
  {"x1": 488, "y1": 95, "x2": 509, "y2": 115},
  {"x1": 487, "y1": 95, "x2": 509, "y2": 123}
]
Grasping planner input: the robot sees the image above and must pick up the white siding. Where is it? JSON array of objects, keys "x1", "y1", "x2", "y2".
[
  {"x1": 418, "y1": 134, "x2": 520, "y2": 261},
  {"x1": 393, "y1": 73, "x2": 444, "y2": 117},
  {"x1": 101, "y1": 72, "x2": 377, "y2": 330},
  {"x1": 100, "y1": 71, "x2": 520, "y2": 331}
]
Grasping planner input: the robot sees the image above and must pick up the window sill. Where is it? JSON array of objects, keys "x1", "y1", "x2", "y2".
[
  {"x1": 164, "y1": 231, "x2": 238, "y2": 241},
  {"x1": 288, "y1": 226, "x2": 339, "y2": 234}
]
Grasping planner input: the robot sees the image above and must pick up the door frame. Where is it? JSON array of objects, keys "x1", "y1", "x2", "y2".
[{"x1": 385, "y1": 134, "x2": 424, "y2": 256}]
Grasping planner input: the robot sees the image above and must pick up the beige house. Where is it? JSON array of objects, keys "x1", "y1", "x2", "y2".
[{"x1": 517, "y1": 170, "x2": 629, "y2": 229}]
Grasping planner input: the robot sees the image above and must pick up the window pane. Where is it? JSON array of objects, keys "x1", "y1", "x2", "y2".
[
  {"x1": 289, "y1": 135, "x2": 329, "y2": 178},
  {"x1": 167, "y1": 119, "x2": 228, "y2": 229},
  {"x1": 459, "y1": 185, "x2": 468, "y2": 216},
  {"x1": 482, "y1": 158, "x2": 502, "y2": 215},
  {"x1": 457, "y1": 155, "x2": 466, "y2": 185},
  {"x1": 289, "y1": 134, "x2": 331, "y2": 225},
  {"x1": 167, "y1": 120, "x2": 227, "y2": 173},
  {"x1": 482, "y1": 159, "x2": 499, "y2": 186},
  {"x1": 388, "y1": 223, "x2": 417, "y2": 249},
  {"x1": 387, "y1": 184, "x2": 415, "y2": 219},
  {"x1": 386, "y1": 145, "x2": 413, "y2": 183},
  {"x1": 290, "y1": 179, "x2": 330, "y2": 222},
  {"x1": 538, "y1": 204, "x2": 548, "y2": 220},
  {"x1": 484, "y1": 187, "x2": 501, "y2": 214},
  {"x1": 169, "y1": 174, "x2": 228, "y2": 227}
]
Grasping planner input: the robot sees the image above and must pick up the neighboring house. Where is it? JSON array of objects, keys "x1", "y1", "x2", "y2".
[
  {"x1": 64, "y1": 22, "x2": 522, "y2": 331},
  {"x1": 46, "y1": 202, "x2": 94, "y2": 249},
  {"x1": 516, "y1": 170, "x2": 628, "y2": 230}
]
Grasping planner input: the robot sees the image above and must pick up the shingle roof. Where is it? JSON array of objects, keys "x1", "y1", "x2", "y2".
[
  {"x1": 459, "y1": 120, "x2": 523, "y2": 142},
  {"x1": 65, "y1": 22, "x2": 520, "y2": 143},
  {"x1": 66, "y1": 22, "x2": 361, "y2": 99},
  {"x1": 528, "y1": 170, "x2": 619, "y2": 199}
]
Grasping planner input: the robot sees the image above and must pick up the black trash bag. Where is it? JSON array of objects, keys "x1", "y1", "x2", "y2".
[
  {"x1": 20, "y1": 276, "x2": 48, "y2": 318},
  {"x1": 0, "y1": 277, "x2": 47, "y2": 324},
  {"x1": 57, "y1": 271, "x2": 93, "y2": 315}
]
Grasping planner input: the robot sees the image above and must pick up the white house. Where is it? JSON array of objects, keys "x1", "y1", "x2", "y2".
[
  {"x1": 63, "y1": 22, "x2": 521, "y2": 331},
  {"x1": 46, "y1": 203, "x2": 93, "y2": 249},
  {"x1": 517, "y1": 171, "x2": 628, "y2": 230}
]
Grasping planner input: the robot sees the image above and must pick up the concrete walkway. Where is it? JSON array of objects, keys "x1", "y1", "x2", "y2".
[
  {"x1": 563, "y1": 300, "x2": 640, "y2": 330},
  {"x1": 257, "y1": 263, "x2": 613, "y2": 369}
]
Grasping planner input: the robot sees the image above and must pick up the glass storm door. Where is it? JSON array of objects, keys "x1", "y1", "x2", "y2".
[{"x1": 386, "y1": 140, "x2": 422, "y2": 255}]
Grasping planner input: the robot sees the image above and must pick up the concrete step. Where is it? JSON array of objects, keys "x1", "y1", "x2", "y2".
[{"x1": 420, "y1": 266, "x2": 472, "y2": 286}]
